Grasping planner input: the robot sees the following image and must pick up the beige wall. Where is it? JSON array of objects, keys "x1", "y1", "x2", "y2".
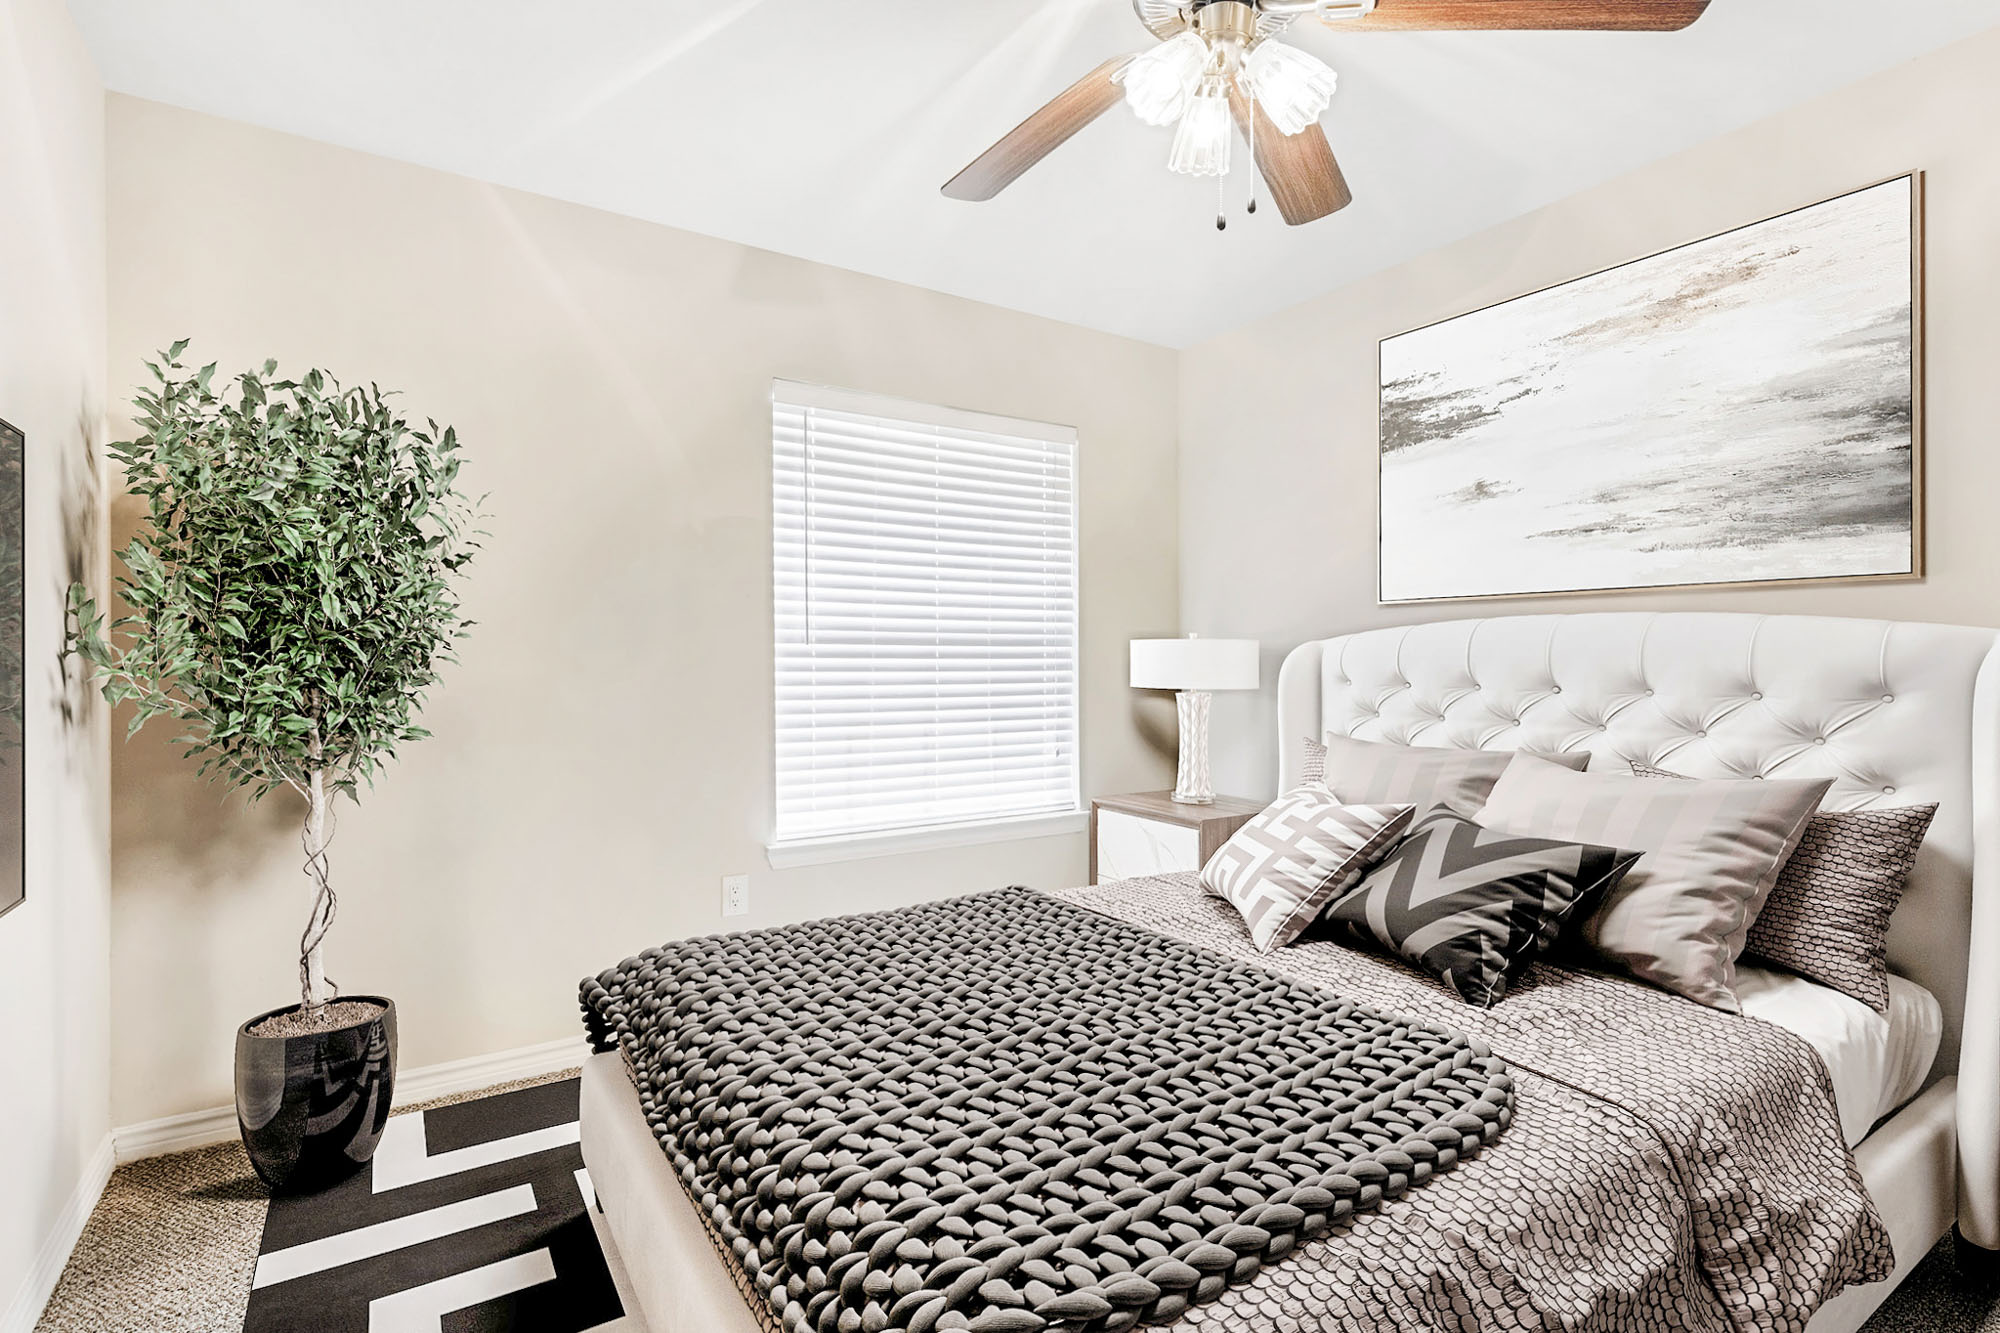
[
  {"x1": 0, "y1": 0, "x2": 111, "y2": 1318},
  {"x1": 100, "y1": 23, "x2": 2000, "y2": 1127},
  {"x1": 1180, "y1": 26, "x2": 2000, "y2": 801},
  {"x1": 105, "y1": 95, "x2": 1180, "y2": 1124}
]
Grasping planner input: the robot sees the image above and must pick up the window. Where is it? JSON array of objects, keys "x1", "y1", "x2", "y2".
[{"x1": 772, "y1": 381, "x2": 1080, "y2": 849}]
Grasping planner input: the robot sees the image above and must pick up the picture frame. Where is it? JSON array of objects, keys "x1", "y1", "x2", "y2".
[
  {"x1": 1, "y1": 416, "x2": 23, "y2": 920},
  {"x1": 1376, "y1": 174, "x2": 1924, "y2": 605}
]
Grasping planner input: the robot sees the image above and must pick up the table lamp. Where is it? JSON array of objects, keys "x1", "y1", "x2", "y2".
[{"x1": 1130, "y1": 636, "x2": 1260, "y2": 804}]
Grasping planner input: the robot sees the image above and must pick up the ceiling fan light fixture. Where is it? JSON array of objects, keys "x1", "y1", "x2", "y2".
[
  {"x1": 1115, "y1": 30, "x2": 1208, "y2": 126},
  {"x1": 1240, "y1": 40, "x2": 1338, "y2": 136},
  {"x1": 947, "y1": 0, "x2": 1710, "y2": 224},
  {"x1": 1167, "y1": 77, "x2": 1233, "y2": 177}
]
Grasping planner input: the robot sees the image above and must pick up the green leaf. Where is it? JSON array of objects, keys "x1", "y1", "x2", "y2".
[{"x1": 64, "y1": 340, "x2": 480, "y2": 807}]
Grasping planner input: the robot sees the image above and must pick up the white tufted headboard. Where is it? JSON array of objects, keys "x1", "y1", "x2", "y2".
[{"x1": 1277, "y1": 612, "x2": 2000, "y2": 1244}]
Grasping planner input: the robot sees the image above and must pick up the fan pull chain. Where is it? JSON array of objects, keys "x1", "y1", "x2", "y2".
[{"x1": 1216, "y1": 165, "x2": 1227, "y2": 231}]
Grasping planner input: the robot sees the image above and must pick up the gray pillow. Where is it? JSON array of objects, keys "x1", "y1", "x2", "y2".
[
  {"x1": 1301, "y1": 734, "x2": 1590, "y2": 821},
  {"x1": 1478, "y1": 756, "x2": 1831, "y2": 1011},
  {"x1": 1633, "y1": 763, "x2": 1935, "y2": 1014}
]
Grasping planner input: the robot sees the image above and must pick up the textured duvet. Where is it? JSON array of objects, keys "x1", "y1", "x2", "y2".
[{"x1": 582, "y1": 874, "x2": 1891, "y2": 1333}]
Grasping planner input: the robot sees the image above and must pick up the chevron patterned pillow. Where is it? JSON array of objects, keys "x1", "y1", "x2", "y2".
[
  {"x1": 1200, "y1": 786, "x2": 1416, "y2": 952},
  {"x1": 1321, "y1": 809, "x2": 1643, "y2": 1008}
]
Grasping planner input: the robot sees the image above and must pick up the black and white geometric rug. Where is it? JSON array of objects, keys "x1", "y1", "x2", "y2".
[{"x1": 242, "y1": 1078, "x2": 641, "y2": 1332}]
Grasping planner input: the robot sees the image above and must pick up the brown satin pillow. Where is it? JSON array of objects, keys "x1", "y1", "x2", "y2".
[
  {"x1": 1633, "y1": 763, "x2": 1934, "y2": 1013},
  {"x1": 1301, "y1": 734, "x2": 1589, "y2": 820},
  {"x1": 1478, "y1": 756, "x2": 1831, "y2": 1011}
]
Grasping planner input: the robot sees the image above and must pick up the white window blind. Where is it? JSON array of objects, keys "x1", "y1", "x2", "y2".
[{"x1": 772, "y1": 381, "x2": 1080, "y2": 846}]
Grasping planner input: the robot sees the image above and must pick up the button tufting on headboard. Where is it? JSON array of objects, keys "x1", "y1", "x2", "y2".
[{"x1": 1291, "y1": 614, "x2": 1981, "y2": 820}]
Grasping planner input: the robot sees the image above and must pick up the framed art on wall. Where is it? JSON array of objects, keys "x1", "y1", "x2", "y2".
[
  {"x1": 1377, "y1": 174, "x2": 1923, "y2": 604},
  {"x1": 1, "y1": 417, "x2": 22, "y2": 918}
]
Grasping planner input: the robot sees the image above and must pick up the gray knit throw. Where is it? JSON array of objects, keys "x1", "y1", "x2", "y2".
[{"x1": 581, "y1": 886, "x2": 1513, "y2": 1333}]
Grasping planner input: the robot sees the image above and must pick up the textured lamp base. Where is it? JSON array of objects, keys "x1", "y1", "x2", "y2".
[{"x1": 1173, "y1": 690, "x2": 1214, "y2": 804}]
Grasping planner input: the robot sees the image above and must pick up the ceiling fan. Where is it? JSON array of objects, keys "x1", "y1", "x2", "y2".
[{"x1": 942, "y1": 0, "x2": 1712, "y2": 227}]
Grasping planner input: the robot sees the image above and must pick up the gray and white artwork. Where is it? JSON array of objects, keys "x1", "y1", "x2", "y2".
[
  {"x1": 1379, "y1": 176, "x2": 1919, "y2": 603},
  {"x1": 0, "y1": 419, "x2": 20, "y2": 918}
]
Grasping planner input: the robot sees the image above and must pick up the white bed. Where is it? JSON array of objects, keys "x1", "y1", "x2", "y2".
[
  {"x1": 577, "y1": 972, "x2": 1947, "y2": 1333},
  {"x1": 577, "y1": 970, "x2": 1947, "y2": 1333},
  {"x1": 1737, "y1": 965, "x2": 1941, "y2": 1149},
  {"x1": 582, "y1": 611, "x2": 2000, "y2": 1333}
]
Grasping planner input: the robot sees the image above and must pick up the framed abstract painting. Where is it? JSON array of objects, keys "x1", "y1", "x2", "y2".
[
  {"x1": 1, "y1": 417, "x2": 21, "y2": 918},
  {"x1": 1378, "y1": 174, "x2": 1923, "y2": 604}
]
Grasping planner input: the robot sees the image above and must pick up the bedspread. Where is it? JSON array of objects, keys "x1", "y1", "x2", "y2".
[
  {"x1": 1053, "y1": 875, "x2": 1891, "y2": 1333},
  {"x1": 582, "y1": 873, "x2": 1890, "y2": 1333}
]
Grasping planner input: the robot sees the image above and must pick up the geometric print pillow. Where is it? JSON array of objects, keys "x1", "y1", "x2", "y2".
[
  {"x1": 1632, "y1": 764, "x2": 1935, "y2": 1013},
  {"x1": 1200, "y1": 786, "x2": 1415, "y2": 953},
  {"x1": 1320, "y1": 810, "x2": 1644, "y2": 1008}
]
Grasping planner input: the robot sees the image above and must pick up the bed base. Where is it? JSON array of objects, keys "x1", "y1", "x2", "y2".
[
  {"x1": 1809, "y1": 1079, "x2": 1957, "y2": 1332},
  {"x1": 580, "y1": 1053, "x2": 763, "y2": 1333}
]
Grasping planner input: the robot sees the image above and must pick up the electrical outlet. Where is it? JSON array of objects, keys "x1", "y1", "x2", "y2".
[{"x1": 721, "y1": 874, "x2": 750, "y2": 918}]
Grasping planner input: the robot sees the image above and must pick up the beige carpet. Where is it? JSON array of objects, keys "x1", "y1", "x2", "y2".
[
  {"x1": 33, "y1": 1069, "x2": 577, "y2": 1333},
  {"x1": 31, "y1": 1064, "x2": 1996, "y2": 1332},
  {"x1": 34, "y1": 1139, "x2": 267, "y2": 1333}
]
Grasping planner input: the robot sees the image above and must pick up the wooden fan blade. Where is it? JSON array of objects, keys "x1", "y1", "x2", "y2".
[
  {"x1": 1227, "y1": 89, "x2": 1352, "y2": 226},
  {"x1": 1326, "y1": 0, "x2": 1710, "y2": 31},
  {"x1": 942, "y1": 57, "x2": 1134, "y2": 202}
]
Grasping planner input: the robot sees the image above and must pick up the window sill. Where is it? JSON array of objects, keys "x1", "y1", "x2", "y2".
[{"x1": 765, "y1": 810, "x2": 1088, "y2": 870}]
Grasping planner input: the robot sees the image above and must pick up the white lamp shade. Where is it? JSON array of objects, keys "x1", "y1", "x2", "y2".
[{"x1": 1130, "y1": 638, "x2": 1260, "y2": 692}]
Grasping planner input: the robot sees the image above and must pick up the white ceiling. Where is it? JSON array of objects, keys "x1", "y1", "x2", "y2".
[{"x1": 68, "y1": 0, "x2": 2000, "y2": 347}]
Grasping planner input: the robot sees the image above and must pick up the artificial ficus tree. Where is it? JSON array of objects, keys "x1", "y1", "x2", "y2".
[{"x1": 71, "y1": 342, "x2": 479, "y2": 1025}]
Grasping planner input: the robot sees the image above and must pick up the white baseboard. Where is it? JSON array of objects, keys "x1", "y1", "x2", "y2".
[
  {"x1": 395, "y1": 1034, "x2": 592, "y2": 1108},
  {"x1": 0, "y1": 1132, "x2": 115, "y2": 1333},
  {"x1": 111, "y1": 1102, "x2": 242, "y2": 1164},
  {"x1": 111, "y1": 1034, "x2": 592, "y2": 1164}
]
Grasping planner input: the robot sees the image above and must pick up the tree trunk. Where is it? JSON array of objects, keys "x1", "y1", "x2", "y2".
[{"x1": 299, "y1": 731, "x2": 337, "y2": 1016}]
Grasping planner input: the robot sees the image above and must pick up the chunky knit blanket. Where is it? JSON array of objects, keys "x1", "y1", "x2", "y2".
[
  {"x1": 581, "y1": 885, "x2": 1514, "y2": 1333},
  {"x1": 582, "y1": 876, "x2": 1892, "y2": 1333}
]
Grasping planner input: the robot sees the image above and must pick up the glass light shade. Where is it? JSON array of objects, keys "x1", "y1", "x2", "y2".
[
  {"x1": 1239, "y1": 40, "x2": 1338, "y2": 136},
  {"x1": 1117, "y1": 31, "x2": 1208, "y2": 126},
  {"x1": 1167, "y1": 81, "x2": 1233, "y2": 177}
]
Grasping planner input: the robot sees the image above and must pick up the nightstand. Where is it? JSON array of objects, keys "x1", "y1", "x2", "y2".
[{"x1": 1089, "y1": 791, "x2": 1267, "y2": 885}]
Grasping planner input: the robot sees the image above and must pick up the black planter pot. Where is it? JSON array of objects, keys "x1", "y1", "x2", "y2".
[{"x1": 235, "y1": 995, "x2": 397, "y2": 1193}]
